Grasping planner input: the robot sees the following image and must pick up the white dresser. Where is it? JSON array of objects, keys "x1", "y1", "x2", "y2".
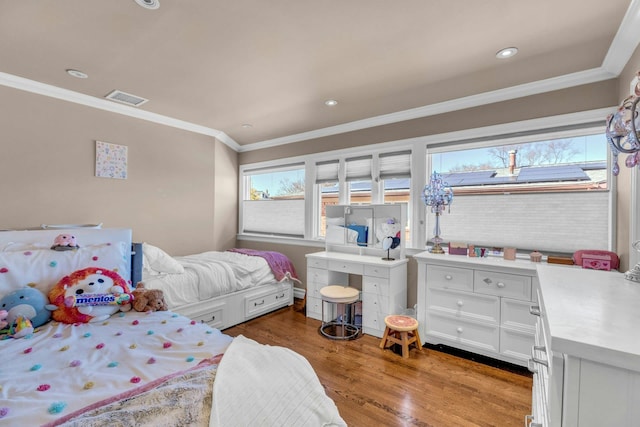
[
  {"x1": 528, "y1": 265, "x2": 640, "y2": 427},
  {"x1": 415, "y1": 251, "x2": 539, "y2": 366},
  {"x1": 306, "y1": 251, "x2": 408, "y2": 338}
]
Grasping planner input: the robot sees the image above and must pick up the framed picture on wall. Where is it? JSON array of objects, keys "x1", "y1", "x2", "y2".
[{"x1": 95, "y1": 140, "x2": 128, "y2": 179}]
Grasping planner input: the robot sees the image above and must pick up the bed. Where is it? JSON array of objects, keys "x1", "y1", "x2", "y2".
[
  {"x1": 138, "y1": 243, "x2": 300, "y2": 330},
  {"x1": 0, "y1": 228, "x2": 345, "y2": 426}
]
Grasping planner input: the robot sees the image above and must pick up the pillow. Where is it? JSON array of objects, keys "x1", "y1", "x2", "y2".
[
  {"x1": 346, "y1": 225, "x2": 368, "y2": 247},
  {"x1": 142, "y1": 243, "x2": 184, "y2": 274},
  {"x1": 48, "y1": 267, "x2": 132, "y2": 324},
  {"x1": 0, "y1": 242, "x2": 129, "y2": 296}
]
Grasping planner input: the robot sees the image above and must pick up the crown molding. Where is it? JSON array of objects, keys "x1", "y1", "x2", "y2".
[
  {"x1": 0, "y1": 71, "x2": 241, "y2": 152},
  {"x1": 239, "y1": 67, "x2": 617, "y2": 152}
]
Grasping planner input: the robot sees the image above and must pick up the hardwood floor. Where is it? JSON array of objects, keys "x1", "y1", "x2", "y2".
[{"x1": 224, "y1": 304, "x2": 532, "y2": 427}]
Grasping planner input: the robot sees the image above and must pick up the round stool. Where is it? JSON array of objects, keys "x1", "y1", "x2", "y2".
[
  {"x1": 319, "y1": 285, "x2": 360, "y2": 340},
  {"x1": 379, "y1": 315, "x2": 422, "y2": 358}
]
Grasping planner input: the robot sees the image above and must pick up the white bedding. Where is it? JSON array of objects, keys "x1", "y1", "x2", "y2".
[
  {"x1": 142, "y1": 251, "x2": 281, "y2": 308},
  {"x1": 211, "y1": 335, "x2": 347, "y2": 427},
  {"x1": 0, "y1": 310, "x2": 232, "y2": 426}
]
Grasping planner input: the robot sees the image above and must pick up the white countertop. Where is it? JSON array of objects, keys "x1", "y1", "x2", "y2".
[
  {"x1": 536, "y1": 264, "x2": 640, "y2": 372},
  {"x1": 414, "y1": 250, "x2": 538, "y2": 274},
  {"x1": 306, "y1": 250, "x2": 408, "y2": 267}
]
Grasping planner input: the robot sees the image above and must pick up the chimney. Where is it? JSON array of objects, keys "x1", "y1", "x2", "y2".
[{"x1": 509, "y1": 150, "x2": 517, "y2": 175}]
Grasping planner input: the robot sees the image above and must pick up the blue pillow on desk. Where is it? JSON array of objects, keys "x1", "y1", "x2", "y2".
[{"x1": 346, "y1": 225, "x2": 368, "y2": 247}]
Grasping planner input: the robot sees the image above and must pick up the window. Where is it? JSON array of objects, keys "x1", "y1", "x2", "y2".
[
  {"x1": 426, "y1": 130, "x2": 611, "y2": 253},
  {"x1": 241, "y1": 163, "x2": 305, "y2": 237},
  {"x1": 380, "y1": 150, "x2": 412, "y2": 243},
  {"x1": 316, "y1": 160, "x2": 339, "y2": 237},
  {"x1": 346, "y1": 155, "x2": 372, "y2": 204}
]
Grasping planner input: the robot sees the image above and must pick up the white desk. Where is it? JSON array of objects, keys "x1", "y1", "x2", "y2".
[{"x1": 305, "y1": 251, "x2": 408, "y2": 338}]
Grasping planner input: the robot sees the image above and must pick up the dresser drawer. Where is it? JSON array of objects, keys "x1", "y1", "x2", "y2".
[
  {"x1": 306, "y1": 296, "x2": 322, "y2": 321},
  {"x1": 307, "y1": 258, "x2": 328, "y2": 269},
  {"x1": 364, "y1": 264, "x2": 390, "y2": 279},
  {"x1": 427, "y1": 265, "x2": 474, "y2": 292},
  {"x1": 500, "y1": 327, "x2": 534, "y2": 363},
  {"x1": 245, "y1": 286, "x2": 291, "y2": 318},
  {"x1": 473, "y1": 270, "x2": 532, "y2": 300},
  {"x1": 191, "y1": 302, "x2": 225, "y2": 329},
  {"x1": 427, "y1": 287, "x2": 499, "y2": 324},
  {"x1": 361, "y1": 291, "x2": 390, "y2": 314},
  {"x1": 328, "y1": 260, "x2": 364, "y2": 275},
  {"x1": 501, "y1": 297, "x2": 536, "y2": 331},
  {"x1": 307, "y1": 267, "x2": 329, "y2": 286},
  {"x1": 306, "y1": 280, "x2": 323, "y2": 300},
  {"x1": 426, "y1": 312, "x2": 499, "y2": 353},
  {"x1": 363, "y1": 275, "x2": 390, "y2": 296},
  {"x1": 362, "y1": 310, "x2": 386, "y2": 335}
]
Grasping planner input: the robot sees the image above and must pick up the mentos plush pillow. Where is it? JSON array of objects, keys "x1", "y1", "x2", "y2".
[{"x1": 48, "y1": 267, "x2": 132, "y2": 324}]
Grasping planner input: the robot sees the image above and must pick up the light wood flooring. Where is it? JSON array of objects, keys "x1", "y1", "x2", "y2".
[{"x1": 224, "y1": 303, "x2": 532, "y2": 427}]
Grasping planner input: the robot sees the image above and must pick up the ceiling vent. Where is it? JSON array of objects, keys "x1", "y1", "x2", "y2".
[
  {"x1": 105, "y1": 90, "x2": 149, "y2": 107},
  {"x1": 134, "y1": 0, "x2": 160, "y2": 10}
]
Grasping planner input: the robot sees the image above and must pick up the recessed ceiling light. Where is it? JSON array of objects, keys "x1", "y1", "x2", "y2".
[
  {"x1": 496, "y1": 47, "x2": 518, "y2": 59},
  {"x1": 325, "y1": 99, "x2": 338, "y2": 107},
  {"x1": 134, "y1": 0, "x2": 160, "y2": 10},
  {"x1": 241, "y1": 123, "x2": 253, "y2": 129},
  {"x1": 66, "y1": 69, "x2": 88, "y2": 79}
]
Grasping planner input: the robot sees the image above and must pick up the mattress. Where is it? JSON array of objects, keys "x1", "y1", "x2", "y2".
[{"x1": 142, "y1": 250, "x2": 284, "y2": 308}]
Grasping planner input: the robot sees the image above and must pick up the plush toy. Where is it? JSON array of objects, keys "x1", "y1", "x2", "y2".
[
  {"x1": 0, "y1": 286, "x2": 53, "y2": 329},
  {"x1": 0, "y1": 309, "x2": 8, "y2": 331},
  {"x1": 131, "y1": 283, "x2": 168, "y2": 312},
  {"x1": 375, "y1": 218, "x2": 401, "y2": 249},
  {"x1": 51, "y1": 233, "x2": 79, "y2": 251},
  {"x1": 48, "y1": 267, "x2": 132, "y2": 324}
]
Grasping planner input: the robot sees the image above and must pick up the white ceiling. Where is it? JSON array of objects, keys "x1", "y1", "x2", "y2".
[{"x1": 1, "y1": 0, "x2": 639, "y2": 151}]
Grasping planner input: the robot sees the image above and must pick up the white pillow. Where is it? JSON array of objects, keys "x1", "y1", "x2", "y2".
[
  {"x1": 0, "y1": 242, "x2": 129, "y2": 295},
  {"x1": 142, "y1": 243, "x2": 184, "y2": 274}
]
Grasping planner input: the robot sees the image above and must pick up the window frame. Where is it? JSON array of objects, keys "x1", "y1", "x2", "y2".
[{"x1": 237, "y1": 108, "x2": 616, "y2": 254}]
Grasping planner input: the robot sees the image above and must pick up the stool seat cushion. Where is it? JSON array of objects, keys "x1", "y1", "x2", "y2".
[
  {"x1": 320, "y1": 285, "x2": 359, "y2": 303},
  {"x1": 384, "y1": 315, "x2": 418, "y2": 331}
]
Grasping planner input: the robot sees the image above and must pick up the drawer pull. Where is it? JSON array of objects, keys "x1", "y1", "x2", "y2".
[
  {"x1": 456, "y1": 300, "x2": 464, "y2": 307},
  {"x1": 445, "y1": 274, "x2": 453, "y2": 280},
  {"x1": 531, "y1": 346, "x2": 548, "y2": 367},
  {"x1": 483, "y1": 277, "x2": 492, "y2": 284},
  {"x1": 275, "y1": 293, "x2": 285, "y2": 299},
  {"x1": 525, "y1": 414, "x2": 542, "y2": 427},
  {"x1": 211, "y1": 315, "x2": 216, "y2": 321},
  {"x1": 529, "y1": 305, "x2": 541, "y2": 316},
  {"x1": 254, "y1": 300, "x2": 265, "y2": 307},
  {"x1": 496, "y1": 282, "x2": 505, "y2": 288},
  {"x1": 456, "y1": 327, "x2": 463, "y2": 333}
]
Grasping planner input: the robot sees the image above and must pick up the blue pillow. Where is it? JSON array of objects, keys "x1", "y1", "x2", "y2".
[{"x1": 346, "y1": 225, "x2": 368, "y2": 247}]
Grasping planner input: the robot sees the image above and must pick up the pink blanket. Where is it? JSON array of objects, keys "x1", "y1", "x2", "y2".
[{"x1": 228, "y1": 248, "x2": 300, "y2": 283}]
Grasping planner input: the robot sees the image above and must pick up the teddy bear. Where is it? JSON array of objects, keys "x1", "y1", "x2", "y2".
[{"x1": 131, "y1": 283, "x2": 168, "y2": 312}]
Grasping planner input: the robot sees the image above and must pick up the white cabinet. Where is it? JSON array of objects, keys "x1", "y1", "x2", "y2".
[
  {"x1": 306, "y1": 251, "x2": 407, "y2": 338},
  {"x1": 528, "y1": 265, "x2": 640, "y2": 427},
  {"x1": 415, "y1": 251, "x2": 538, "y2": 367}
]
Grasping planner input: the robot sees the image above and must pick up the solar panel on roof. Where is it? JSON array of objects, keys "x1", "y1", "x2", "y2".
[
  {"x1": 442, "y1": 171, "x2": 497, "y2": 186},
  {"x1": 517, "y1": 165, "x2": 588, "y2": 183}
]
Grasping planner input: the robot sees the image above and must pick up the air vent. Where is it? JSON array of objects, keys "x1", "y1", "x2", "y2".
[
  {"x1": 134, "y1": 0, "x2": 160, "y2": 10},
  {"x1": 105, "y1": 90, "x2": 149, "y2": 107}
]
